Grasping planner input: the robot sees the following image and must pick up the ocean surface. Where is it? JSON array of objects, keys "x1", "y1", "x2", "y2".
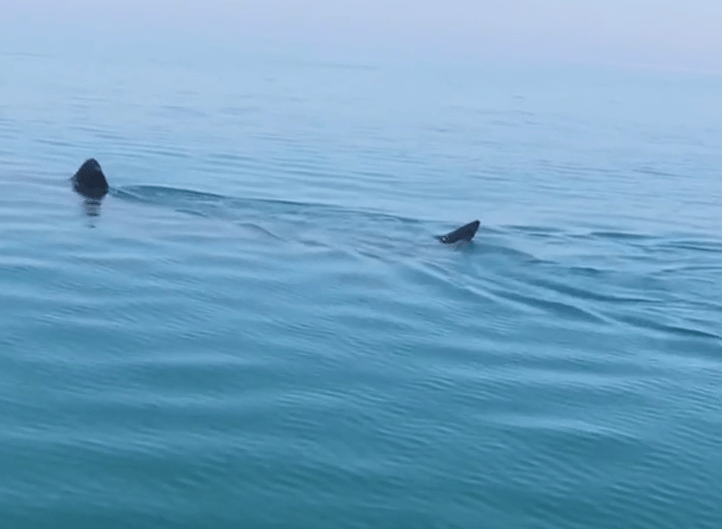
[{"x1": 1, "y1": 46, "x2": 721, "y2": 528}]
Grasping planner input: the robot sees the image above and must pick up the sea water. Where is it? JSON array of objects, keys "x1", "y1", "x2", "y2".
[{"x1": 1, "y1": 45, "x2": 721, "y2": 528}]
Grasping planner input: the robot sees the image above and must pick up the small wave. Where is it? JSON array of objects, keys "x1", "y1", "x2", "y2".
[
  {"x1": 235, "y1": 222, "x2": 286, "y2": 241},
  {"x1": 113, "y1": 184, "x2": 429, "y2": 233},
  {"x1": 613, "y1": 314, "x2": 721, "y2": 342},
  {"x1": 655, "y1": 264, "x2": 722, "y2": 276},
  {"x1": 471, "y1": 240, "x2": 543, "y2": 264},
  {"x1": 507, "y1": 225, "x2": 566, "y2": 236},
  {"x1": 115, "y1": 185, "x2": 226, "y2": 203},
  {"x1": 526, "y1": 275, "x2": 654, "y2": 305},
  {"x1": 633, "y1": 166, "x2": 680, "y2": 178},
  {"x1": 588, "y1": 230, "x2": 657, "y2": 242},
  {"x1": 566, "y1": 265, "x2": 605, "y2": 276},
  {"x1": 35, "y1": 138, "x2": 74, "y2": 148},
  {"x1": 659, "y1": 239, "x2": 722, "y2": 254},
  {"x1": 156, "y1": 105, "x2": 208, "y2": 118},
  {"x1": 487, "y1": 286, "x2": 607, "y2": 324}
]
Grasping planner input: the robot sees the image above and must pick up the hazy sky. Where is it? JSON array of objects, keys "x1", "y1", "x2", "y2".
[{"x1": 3, "y1": 0, "x2": 722, "y2": 72}]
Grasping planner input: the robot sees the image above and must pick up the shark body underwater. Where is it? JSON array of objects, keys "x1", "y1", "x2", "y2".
[{"x1": 70, "y1": 158, "x2": 480, "y2": 244}]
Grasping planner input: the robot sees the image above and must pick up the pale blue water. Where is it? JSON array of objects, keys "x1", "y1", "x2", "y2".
[{"x1": 1, "y1": 47, "x2": 722, "y2": 528}]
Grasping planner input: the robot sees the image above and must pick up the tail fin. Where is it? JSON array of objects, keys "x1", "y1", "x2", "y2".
[{"x1": 437, "y1": 220, "x2": 480, "y2": 244}]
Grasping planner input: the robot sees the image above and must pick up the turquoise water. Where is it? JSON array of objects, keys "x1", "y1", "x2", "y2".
[{"x1": 1, "y1": 48, "x2": 722, "y2": 528}]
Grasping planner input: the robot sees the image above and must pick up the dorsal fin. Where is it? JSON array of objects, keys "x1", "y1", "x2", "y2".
[{"x1": 71, "y1": 158, "x2": 109, "y2": 199}]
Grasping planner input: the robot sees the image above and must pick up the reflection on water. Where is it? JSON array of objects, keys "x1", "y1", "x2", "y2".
[{"x1": 81, "y1": 195, "x2": 104, "y2": 217}]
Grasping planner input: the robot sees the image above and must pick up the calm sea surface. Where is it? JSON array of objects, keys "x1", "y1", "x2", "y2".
[{"x1": 1, "y1": 46, "x2": 721, "y2": 528}]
